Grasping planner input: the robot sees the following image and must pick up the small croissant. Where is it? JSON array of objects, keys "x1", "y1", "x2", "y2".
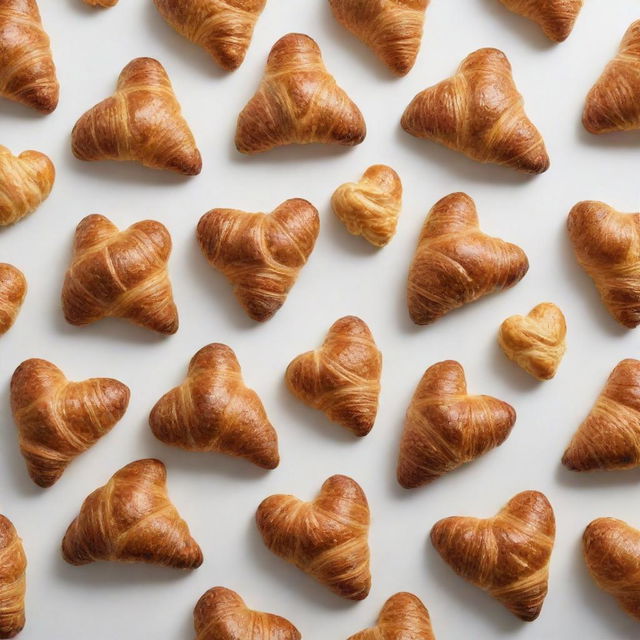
[
  {"x1": 153, "y1": 0, "x2": 266, "y2": 71},
  {"x1": 397, "y1": 360, "x2": 516, "y2": 489},
  {"x1": 498, "y1": 0, "x2": 583, "y2": 42},
  {"x1": 10, "y1": 358, "x2": 130, "y2": 488},
  {"x1": 0, "y1": 146, "x2": 55, "y2": 226},
  {"x1": 150, "y1": 343, "x2": 280, "y2": 469},
  {"x1": 194, "y1": 587, "x2": 301, "y2": 640},
  {"x1": 328, "y1": 0, "x2": 430, "y2": 75},
  {"x1": 285, "y1": 316, "x2": 382, "y2": 437},
  {"x1": 331, "y1": 165, "x2": 402, "y2": 247},
  {"x1": 0, "y1": 0, "x2": 58, "y2": 113},
  {"x1": 197, "y1": 199, "x2": 319, "y2": 322},
  {"x1": 431, "y1": 491, "x2": 556, "y2": 621},
  {"x1": 401, "y1": 48, "x2": 549, "y2": 174},
  {"x1": 61, "y1": 214, "x2": 179, "y2": 335},
  {"x1": 562, "y1": 359, "x2": 640, "y2": 472},
  {"x1": 0, "y1": 515, "x2": 26, "y2": 639},
  {"x1": 498, "y1": 303, "x2": 567, "y2": 380},
  {"x1": 407, "y1": 193, "x2": 529, "y2": 325},
  {"x1": 83, "y1": 0, "x2": 118, "y2": 6},
  {"x1": 71, "y1": 57, "x2": 202, "y2": 175},
  {"x1": 62, "y1": 458, "x2": 203, "y2": 568},
  {"x1": 0, "y1": 264, "x2": 26, "y2": 335},
  {"x1": 235, "y1": 33, "x2": 367, "y2": 154},
  {"x1": 256, "y1": 474, "x2": 371, "y2": 600}
]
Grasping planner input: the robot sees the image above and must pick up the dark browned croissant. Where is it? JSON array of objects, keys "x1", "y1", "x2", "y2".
[
  {"x1": 0, "y1": 515, "x2": 26, "y2": 639},
  {"x1": 0, "y1": 264, "x2": 26, "y2": 336},
  {"x1": 498, "y1": 0, "x2": 583, "y2": 42}
]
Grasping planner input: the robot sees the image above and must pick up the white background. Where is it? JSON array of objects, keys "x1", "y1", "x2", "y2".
[{"x1": 2, "y1": 0, "x2": 640, "y2": 638}]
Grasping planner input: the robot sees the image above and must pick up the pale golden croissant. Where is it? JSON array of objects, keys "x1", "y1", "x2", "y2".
[
  {"x1": 71, "y1": 57, "x2": 202, "y2": 175},
  {"x1": 197, "y1": 199, "x2": 319, "y2": 322},
  {"x1": 331, "y1": 165, "x2": 402, "y2": 247},
  {"x1": 583, "y1": 518, "x2": 640, "y2": 621},
  {"x1": 431, "y1": 491, "x2": 556, "y2": 621},
  {"x1": 401, "y1": 48, "x2": 549, "y2": 174},
  {"x1": 153, "y1": 0, "x2": 266, "y2": 71},
  {"x1": 562, "y1": 359, "x2": 640, "y2": 472},
  {"x1": 285, "y1": 316, "x2": 382, "y2": 437},
  {"x1": 235, "y1": 33, "x2": 367, "y2": 154},
  {"x1": 61, "y1": 214, "x2": 179, "y2": 335},
  {"x1": 150, "y1": 343, "x2": 280, "y2": 469},
  {"x1": 0, "y1": 146, "x2": 55, "y2": 226},
  {"x1": 0, "y1": 0, "x2": 58, "y2": 113},
  {"x1": 0, "y1": 515, "x2": 26, "y2": 639},
  {"x1": 62, "y1": 458, "x2": 203, "y2": 568},
  {"x1": 498, "y1": 0, "x2": 583, "y2": 42},
  {"x1": 256, "y1": 475, "x2": 371, "y2": 600},
  {"x1": 10, "y1": 358, "x2": 130, "y2": 488},
  {"x1": 347, "y1": 592, "x2": 436, "y2": 640},
  {"x1": 328, "y1": 0, "x2": 430, "y2": 76},
  {"x1": 194, "y1": 587, "x2": 301, "y2": 640},
  {"x1": 397, "y1": 360, "x2": 516, "y2": 489},
  {"x1": 568, "y1": 201, "x2": 640, "y2": 328},
  {"x1": 498, "y1": 303, "x2": 567, "y2": 380},
  {"x1": 0, "y1": 264, "x2": 26, "y2": 336},
  {"x1": 407, "y1": 193, "x2": 529, "y2": 325}
]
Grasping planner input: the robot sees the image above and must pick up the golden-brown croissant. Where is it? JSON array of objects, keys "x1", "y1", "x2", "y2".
[
  {"x1": 498, "y1": 303, "x2": 567, "y2": 380},
  {"x1": 62, "y1": 458, "x2": 203, "y2": 568},
  {"x1": 61, "y1": 214, "x2": 179, "y2": 335},
  {"x1": 153, "y1": 0, "x2": 266, "y2": 71},
  {"x1": 194, "y1": 587, "x2": 301, "y2": 640},
  {"x1": 150, "y1": 343, "x2": 279, "y2": 469},
  {"x1": 285, "y1": 316, "x2": 382, "y2": 437},
  {"x1": 71, "y1": 57, "x2": 202, "y2": 175},
  {"x1": 397, "y1": 360, "x2": 516, "y2": 489},
  {"x1": 331, "y1": 164, "x2": 402, "y2": 247},
  {"x1": 568, "y1": 201, "x2": 640, "y2": 328},
  {"x1": 10, "y1": 358, "x2": 130, "y2": 488},
  {"x1": 407, "y1": 193, "x2": 529, "y2": 325},
  {"x1": 583, "y1": 517, "x2": 640, "y2": 621},
  {"x1": 83, "y1": 0, "x2": 118, "y2": 6},
  {"x1": 0, "y1": 146, "x2": 55, "y2": 227},
  {"x1": 328, "y1": 0, "x2": 429, "y2": 76},
  {"x1": 0, "y1": 0, "x2": 59, "y2": 113},
  {"x1": 0, "y1": 264, "x2": 26, "y2": 336},
  {"x1": 498, "y1": 0, "x2": 583, "y2": 42},
  {"x1": 197, "y1": 199, "x2": 319, "y2": 322},
  {"x1": 401, "y1": 48, "x2": 549, "y2": 174},
  {"x1": 0, "y1": 515, "x2": 26, "y2": 639},
  {"x1": 256, "y1": 474, "x2": 371, "y2": 600},
  {"x1": 431, "y1": 491, "x2": 555, "y2": 621},
  {"x1": 235, "y1": 33, "x2": 367, "y2": 154}
]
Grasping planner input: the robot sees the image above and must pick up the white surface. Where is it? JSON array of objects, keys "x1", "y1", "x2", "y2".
[{"x1": 2, "y1": 0, "x2": 640, "y2": 638}]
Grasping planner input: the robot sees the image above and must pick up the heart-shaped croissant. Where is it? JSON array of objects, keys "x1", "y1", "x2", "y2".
[
  {"x1": 397, "y1": 360, "x2": 516, "y2": 489},
  {"x1": 197, "y1": 199, "x2": 319, "y2": 322},
  {"x1": 0, "y1": 515, "x2": 26, "y2": 639},
  {"x1": 194, "y1": 587, "x2": 301, "y2": 640},
  {"x1": 407, "y1": 193, "x2": 529, "y2": 325},
  {"x1": 431, "y1": 491, "x2": 556, "y2": 621},
  {"x1": 498, "y1": 0, "x2": 583, "y2": 42},
  {"x1": 235, "y1": 33, "x2": 367, "y2": 153},
  {"x1": 256, "y1": 474, "x2": 371, "y2": 600},
  {"x1": 401, "y1": 48, "x2": 549, "y2": 174},
  {"x1": 0, "y1": 264, "x2": 26, "y2": 336}
]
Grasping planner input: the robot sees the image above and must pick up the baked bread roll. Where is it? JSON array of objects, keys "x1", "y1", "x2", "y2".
[
  {"x1": 0, "y1": 515, "x2": 26, "y2": 639},
  {"x1": 0, "y1": 264, "x2": 26, "y2": 335},
  {"x1": 498, "y1": 0, "x2": 583, "y2": 42}
]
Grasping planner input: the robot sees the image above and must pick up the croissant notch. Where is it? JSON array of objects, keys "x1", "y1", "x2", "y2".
[
  {"x1": 0, "y1": 515, "x2": 26, "y2": 639},
  {"x1": 0, "y1": 265, "x2": 26, "y2": 336},
  {"x1": 498, "y1": 0, "x2": 583, "y2": 42}
]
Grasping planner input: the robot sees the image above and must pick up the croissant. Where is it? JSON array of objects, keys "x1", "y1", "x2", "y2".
[
  {"x1": 194, "y1": 587, "x2": 301, "y2": 640},
  {"x1": 235, "y1": 33, "x2": 367, "y2": 153},
  {"x1": 407, "y1": 193, "x2": 529, "y2": 325},
  {"x1": 328, "y1": 0, "x2": 429, "y2": 75},
  {"x1": 397, "y1": 360, "x2": 516, "y2": 489},
  {"x1": 331, "y1": 165, "x2": 402, "y2": 247},
  {"x1": 285, "y1": 316, "x2": 382, "y2": 437},
  {"x1": 61, "y1": 214, "x2": 179, "y2": 335},
  {"x1": 150, "y1": 343, "x2": 279, "y2": 469},
  {"x1": 153, "y1": 0, "x2": 266, "y2": 71},
  {"x1": 583, "y1": 517, "x2": 640, "y2": 621},
  {"x1": 0, "y1": 146, "x2": 55, "y2": 226},
  {"x1": 0, "y1": 0, "x2": 58, "y2": 113},
  {"x1": 498, "y1": 0, "x2": 583, "y2": 42},
  {"x1": 431, "y1": 491, "x2": 556, "y2": 621},
  {"x1": 197, "y1": 199, "x2": 319, "y2": 322},
  {"x1": 62, "y1": 458, "x2": 203, "y2": 568},
  {"x1": 83, "y1": 0, "x2": 118, "y2": 6},
  {"x1": 10, "y1": 358, "x2": 130, "y2": 488},
  {"x1": 0, "y1": 515, "x2": 26, "y2": 639},
  {"x1": 71, "y1": 57, "x2": 201, "y2": 175},
  {"x1": 498, "y1": 303, "x2": 567, "y2": 380},
  {"x1": 401, "y1": 48, "x2": 549, "y2": 174},
  {"x1": 256, "y1": 474, "x2": 371, "y2": 600},
  {"x1": 0, "y1": 264, "x2": 26, "y2": 336}
]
